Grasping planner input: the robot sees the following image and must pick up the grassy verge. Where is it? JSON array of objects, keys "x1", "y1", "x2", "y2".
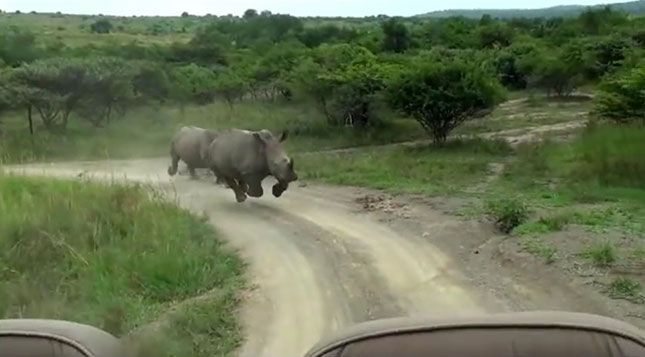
[
  {"x1": 0, "y1": 174, "x2": 245, "y2": 356},
  {"x1": 296, "y1": 138, "x2": 512, "y2": 196}
]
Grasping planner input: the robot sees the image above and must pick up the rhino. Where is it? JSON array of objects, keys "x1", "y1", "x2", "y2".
[
  {"x1": 167, "y1": 125, "x2": 223, "y2": 183},
  {"x1": 208, "y1": 128, "x2": 298, "y2": 202}
]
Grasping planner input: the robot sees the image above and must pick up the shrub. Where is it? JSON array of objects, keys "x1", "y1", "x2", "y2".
[
  {"x1": 477, "y1": 22, "x2": 515, "y2": 49},
  {"x1": 493, "y1": 39, "x2": 544, "y2": 89},
  {"x1": 582, "y1": 242, "x2": 618, "y2": 266},
  {"x1": 90, "y1": 19, "x2": 113, "y2": 34},
  {"x1": 169, "y1": 64, "x2": 218, "y2": 105},
  {"x1": 386, "y1": 57, "x2": 505, "y2": 144},
  {"x1": 381, "y1": 18, "x2": 410, "y2": 53},
  {"x1": 0, "y1": 26, "x2": 41, "y2": 66},
  {"x1": 213, "y1": 68, "x2": 248, "y2": 108},
  {"x1": 608, "y1": 278, "x2": 643, "y2": 302},
  {"x1": 486, "y1": 198, "x2": 529, "y2": 234},
  {"x1": 593, "y1": 65, "x2": 645, "y2": 123},
  {"x1": 528, "y1": 52, "x2": 585, "y2": 97},
  {"x1": 132, "y1": 63, "x2": 171, "y2": 103}
]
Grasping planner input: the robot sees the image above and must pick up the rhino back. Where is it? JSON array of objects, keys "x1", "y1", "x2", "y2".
[{"x1": 172, "y1": 126, "x2": 214, "y2": 167}]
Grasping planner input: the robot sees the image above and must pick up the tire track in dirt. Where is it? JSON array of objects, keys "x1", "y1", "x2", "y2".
[
  {"x1": 4, "y1": 159, "x2": 506, "y2": 356},
  {"x1": 299, "y1": 119, "x2": 588, "y2": 157}
]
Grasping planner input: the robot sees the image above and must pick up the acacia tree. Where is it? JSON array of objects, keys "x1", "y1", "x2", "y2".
[
  {"x1": 7, "y1": 58, "x2": 87, "y2": 130},
  {"x1": 76, "y1": 58, "x2": 135, "y2": 127},
  {"x1": 5, "y1": 57, "x2": 135, "y2": 130},
  {"x1": 386, "y1": 58, "x2": 506, "y2": 144}
]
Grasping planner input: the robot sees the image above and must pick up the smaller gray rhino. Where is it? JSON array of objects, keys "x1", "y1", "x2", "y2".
[
  {"x1": 168, "y1": 126, "x2": 223, "y2": 183},
  {"x1": 208, "y1": 128, "x2": 298, "y2": 202}
]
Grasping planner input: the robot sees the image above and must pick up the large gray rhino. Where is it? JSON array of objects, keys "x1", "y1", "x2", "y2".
[
  {"x1": 167, "y1": 125, "x2": 222, "y2": 182},
  {"x1": 208, "y1": 128, "x2": 298, "y2": 202}
]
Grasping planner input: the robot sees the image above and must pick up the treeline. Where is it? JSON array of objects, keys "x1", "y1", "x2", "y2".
[{"x1": 0, "y1": 7, "x2": 644, "y2": 142}]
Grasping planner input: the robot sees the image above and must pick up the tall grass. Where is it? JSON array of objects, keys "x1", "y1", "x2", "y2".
[
  {"x1": 501, "y1": 123, "x2": 645, "y2": 203},
  {"x1": 0, "y1": 174, "x2": 244, "y2": 356},
  {"x1": 568, "y1": 123, "x2": 645, "y2": 189}
]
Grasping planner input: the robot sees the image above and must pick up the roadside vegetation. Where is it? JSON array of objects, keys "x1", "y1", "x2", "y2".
[{"x1": 0, "y1": 174, "x2": 245, "y2": 356}]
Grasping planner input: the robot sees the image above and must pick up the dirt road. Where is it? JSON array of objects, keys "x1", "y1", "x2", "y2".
[{"x1": 4, "y1": 156, "x2": 635, "y2": 356}]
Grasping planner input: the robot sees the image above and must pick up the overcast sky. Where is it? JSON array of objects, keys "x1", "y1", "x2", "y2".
[{"x1": 0, "y1": 0, "x2": 632, "y2": 17}]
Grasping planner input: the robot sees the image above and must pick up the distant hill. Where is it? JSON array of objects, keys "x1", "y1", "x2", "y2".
[{"x1": 417, "y1": 0, "x2": 645, "y2": 19}]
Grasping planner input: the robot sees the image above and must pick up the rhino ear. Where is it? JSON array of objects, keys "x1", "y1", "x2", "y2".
[
  {"x1": 279, "y1": 130, "x2": 289, "y2": 142},
  {"x1": 253, "y1": 132, "x2": 266, "y2": 146}
]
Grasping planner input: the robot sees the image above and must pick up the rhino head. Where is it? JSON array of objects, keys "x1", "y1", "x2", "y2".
[{"x1": 253, "y1": 129, "x2": 298, "y2": 183}]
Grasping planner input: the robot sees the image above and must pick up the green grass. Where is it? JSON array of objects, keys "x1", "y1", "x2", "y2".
[
  {"x1": 567, "y1": 124, "x2": 645, "y2": 189},
  {"x1": 607, "y1": 278, "x2": 644, "y2": 303},
  {"x1": 489, "y1": 124, "x2": 645, "y2": 236},
  {"x1": 296, "y1": 138, "x2": 513, "y2": 196},
  {"x1": 581, "y1": 242, "x2": 618, "y2": 266},
  {"x1": 521, "y1": 237, "x2": 558, "y2": 264},
  {"x1": 0, "y1": 174, "x2": 244, "y2": 356},
  {"x1": 513, "y1": 213, "x2": 571, "y2": 236},
  {"x1": 125, "y1": 292, "x2": 242, "y2": 357},
  {"x1": 486, "y1": 198, "x2": 529, "y2": 234},
  {"x1": 631, "y1": 246, "x2": 645, "y2": 262}
]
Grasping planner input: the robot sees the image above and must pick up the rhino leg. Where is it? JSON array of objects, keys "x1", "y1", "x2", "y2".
[
  {"x1": 244, "y1": 175, "x2": 264, "y2": 198},
  {"x1": 224, "y1": 177, "x2": 247, "y2": 203},
  {"x1": 272, "y1": 181, "x2": 289, "y2": 198},
  {"x1": 168, "y1": 149, "x2": 179, "y2": 176},
  {"x1": 187, "y1": 165, "x2": 198, "y2": 180},
  {"x1": 212, "y1": 171, "x2": 229, "y2": 187}
]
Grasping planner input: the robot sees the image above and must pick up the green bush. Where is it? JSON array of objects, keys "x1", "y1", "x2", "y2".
[
  {"x1": 608, "y1": 278, "x2": 643, "y2": 302},
  {"x1": 213, "y1": 68, "x2": 248, "y2": 107},
  {"x1": 593, "y1": 64, "x2": 645, "y2": 123},
  {"x1": 381, "y1": 18, "x2": 411, "y2": 53},
  {"x1": 524, "y1": 44, "x2": 587, "y2": 97},
  {"x1": 582, "y1": 242, "x2": 618, "y2": 266},
  {"x1": 90, "y1": 19, "x2": 113, "y2": 34},
  {"x1": 290, "y1": 44, "x2": 387, "y2": 128},
  {"x1": 386, "y1": 57, "x2": 506, "y2": 143},
  {"x1": 169, "y1": 64, "x2": 218, "y2": 105},
  {"x1": 477, "y1": 22, "x2": 515, "y2": 49},
  {"x1": 486, "y1": 198, "x2": 529, "y2": 234}
]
